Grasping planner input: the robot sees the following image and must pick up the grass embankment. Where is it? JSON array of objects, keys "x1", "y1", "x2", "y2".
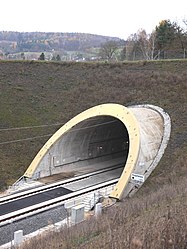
[{"x1": 0, "y1": 59, "x2": 187, "y2": 247}]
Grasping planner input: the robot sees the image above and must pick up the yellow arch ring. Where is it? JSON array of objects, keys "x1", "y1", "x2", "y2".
[{"x1": 24, "y1": 103, "x2": 140, "y2": 200}]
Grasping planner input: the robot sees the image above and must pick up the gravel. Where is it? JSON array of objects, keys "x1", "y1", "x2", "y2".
[{"x1": 0, "y1": 205, "x2": 67, "y2": 246}]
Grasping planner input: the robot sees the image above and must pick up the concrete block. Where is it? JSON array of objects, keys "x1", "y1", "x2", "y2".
[
  {"x1": 71, "y1": 205, "x2": 85, "y2": 224},
  {"x1": 95, "y1": 203, "x2": 102, "y2": 217},
  {"x1": 14, "y1": 230, "x2": 23, "y2": 246}
]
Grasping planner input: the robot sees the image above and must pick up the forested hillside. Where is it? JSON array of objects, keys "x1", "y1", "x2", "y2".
[{"x1": 0, "y1": 31, "x2": 122, "y2": 54}]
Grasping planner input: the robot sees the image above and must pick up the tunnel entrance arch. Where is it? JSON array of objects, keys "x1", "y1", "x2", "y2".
[{"x1": 24, "y1": 104, "x2": 140, "y2": 199}]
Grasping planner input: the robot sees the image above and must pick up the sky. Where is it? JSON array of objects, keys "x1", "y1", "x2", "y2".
[{"x1": 0, "y1": 0, "x2": 187, "y2": 39}]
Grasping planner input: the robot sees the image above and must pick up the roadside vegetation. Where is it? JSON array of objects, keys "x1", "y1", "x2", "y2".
[{"x1": 0, "y1": 59, "x2": 186, "y2": 247}]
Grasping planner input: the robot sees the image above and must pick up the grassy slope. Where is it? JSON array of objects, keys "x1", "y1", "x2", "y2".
[{"x1": 0, "y1": 59, "x2": 187, "y2": 248}]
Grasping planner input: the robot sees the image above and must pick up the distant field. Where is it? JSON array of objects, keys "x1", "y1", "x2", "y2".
[{"x1": 0, "y1": 59, "x2": 187, "y2": 190}]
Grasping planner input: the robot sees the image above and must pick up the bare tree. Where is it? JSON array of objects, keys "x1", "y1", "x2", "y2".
[
  {"x1": 99, "y1": 41, "x2": 119, "y2": 61},
  {"x1": 125, "y1": 30, "x2": 159, "y2": 60},
  {"x1": 136, "y1": 29, "x2": 160, "y2": 60},
  {"x1": 125, "y1": 33, "x2": 138, "y2": 60},
  {"x1": 137, "y1": 29, "x2": 150, "y2": 60}
]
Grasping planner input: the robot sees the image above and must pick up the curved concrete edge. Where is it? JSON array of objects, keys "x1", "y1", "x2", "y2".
[
  {"x1": 135, "y1": 104, "x2": 171, "y2": 174},
  {"x1": 111, "y1": 104, "x2": 171, "y2": 199},
  {"x1": 132, "y1": 104, "x2": 171, "y2": 182}
]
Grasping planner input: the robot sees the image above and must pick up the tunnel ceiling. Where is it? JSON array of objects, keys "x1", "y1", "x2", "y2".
[
  {"x1": 63, "y1": 116, "x2": 129, "y2": 167},
  {"x1": 23, "y1": 104, "x2": 171, "y2": 200}
]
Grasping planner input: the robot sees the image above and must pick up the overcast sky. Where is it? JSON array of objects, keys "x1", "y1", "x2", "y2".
[{"x1": 0, "y1": 0, "x2": 187, "y2": 39}]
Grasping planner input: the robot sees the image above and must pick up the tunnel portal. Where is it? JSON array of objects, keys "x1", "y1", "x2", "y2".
[{"x1": 23, "y1": 104, "x2": 171, "y2": 200}]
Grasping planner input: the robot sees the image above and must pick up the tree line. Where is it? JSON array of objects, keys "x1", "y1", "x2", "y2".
[
  {"x1": 1, "y1": 19, "x2": 187, "y2": 62},
  {"x1": 100, "y1": 19, "x2": 187, "y2": 61}
]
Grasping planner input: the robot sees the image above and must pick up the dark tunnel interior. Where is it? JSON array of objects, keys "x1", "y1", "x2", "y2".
[{"x1": 54, "y1": 116, "x2": 130, "y2": 175}]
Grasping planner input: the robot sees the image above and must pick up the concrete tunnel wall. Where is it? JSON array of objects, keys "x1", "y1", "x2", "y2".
[
  {"x1": 23, "y1": 104, "x2": 171, "y2": 200},
  {"x1": 31, "y1": 116, "x2": 130, "y2": 177}
]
